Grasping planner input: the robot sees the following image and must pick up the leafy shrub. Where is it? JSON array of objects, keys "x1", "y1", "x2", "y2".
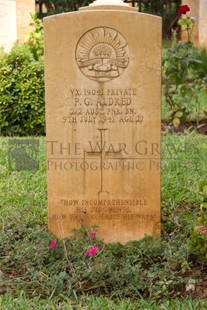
[
  {"x1": 0, "y1": 44, "x2": 45, "y2": 136},
  {"x1": 39, "y1": 0, "x2": 92, "y2": 15},
  {"x1": 162, "y1": 7, "x2": 207, "y2": 126},
  {"x1": 0, "y1": 223, "x2": 191, "y2": 300},
  {"x1": 27, "y1": 14, "x2": 44, "y2": 61},
  {"x1": 188, "y1": 180, "x2": 207, "y2": 263},
  {"x1": 192, "y1": 48, "x2": 207, "y2": 79},
  {"x1": 162, "y1": 41, "x2": 206, "y2": 125}
]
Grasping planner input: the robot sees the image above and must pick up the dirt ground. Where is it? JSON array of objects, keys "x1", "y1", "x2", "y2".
[{"x1": 162, "y1": 119, "x2": 207, "y2": 135}]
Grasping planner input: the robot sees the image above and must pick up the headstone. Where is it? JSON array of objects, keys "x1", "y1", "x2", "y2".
[
  {"x1": 0, "y1": 0, "x2": 17, "y2": 51},
  {"x1": 0, "y1": 0, "x2": 34, "y2": 51},
  {"x1": 44, "y1": 0, "x2": 161, "y2": 243},
  {"x1": 16, "y1": 0, "x2": 35, "y2": 44},
  {"x1": 199, "y1": 0, "x2": 207, "y2": 49}
]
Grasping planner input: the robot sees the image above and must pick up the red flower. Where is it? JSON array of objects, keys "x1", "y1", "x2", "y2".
[
  {"x1": 48, "y1": 239, "x2": 57, "y2": 249},
  {"x1": 178, "y1": 5, "x2": 190, "y2": 15}
]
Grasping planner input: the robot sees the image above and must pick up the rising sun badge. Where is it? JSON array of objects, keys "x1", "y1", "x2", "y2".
[{"x1": 75, "y1": 27, "x2": 129, "y2": 82}]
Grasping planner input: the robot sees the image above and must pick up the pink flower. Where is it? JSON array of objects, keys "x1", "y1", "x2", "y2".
[
  {"x1": 81, "y1": 299, "x2": 86, "y2": 303},
  {"x1": 86, "y1": 245, "x2": 99, "y2": 257},
  {"x1": 199, "y1": 228, "x2": 207, "y2": 235},
  {"x1": 48, "y1": 240, "x2": 57, "y2": 249},
  {"x1": 89, "y1": 231, "x2": 96, "y2": 241}
]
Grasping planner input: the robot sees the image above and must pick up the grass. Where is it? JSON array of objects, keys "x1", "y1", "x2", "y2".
[
  {"x1": 0, "y1": 293, "x2": 206, "y2": 309},
  {"x1": 1, "y1": 134, "x2": 207, "y2": 308},
  {"x1": 162, "y1": 132, "x2": 207, "y2": 205},
  {"x1": 0, "y1": 137, "x2": 47, "y2": 227}
]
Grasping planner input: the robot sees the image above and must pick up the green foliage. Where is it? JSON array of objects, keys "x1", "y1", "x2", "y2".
[
  {"x1": 0, "y1": 223, "x2": 189, "y2": 300},
  {"x1": 27, "y1": 14, "x2": 44, "y2": 61},
  {"x1": 188, "y1": 180, "x2": 207, "y2": 263},
  {"x1": 140, "y1": 0, "x2": 180, "y2": 16},
  {"x1": 178, "y1": 16, "x2": 196, "y2": 42},
  {"x1": 0, "y1": 137, "x2": 47, "y2": 226},
  {"x1": 40, "y1": 0, "x2": 92, "y2": 14},
  {"x1": 39, "y1": 0, "x2": 181, "y2": 40},
  {"x1": 161, "y1": 133, "x2": 207, "y2": 206},
  {"x1": 138, "y1": 0, "x2": 181, "y2": 38},
  {"x1": 0, "y1": 44, "x2": 45, "y2": 136},
  {"x1": 162, "y1": 1, "x2": 207, "y2": 125},
  {"x1": 0, "y1": 293, "x2": 205, "y2": 310},
  {"x1": 191, "y1": 48, "x2": 207, "y2": 79},
  {"x1": 162, "y1": 41, "x2": 206, "y2": 125}
]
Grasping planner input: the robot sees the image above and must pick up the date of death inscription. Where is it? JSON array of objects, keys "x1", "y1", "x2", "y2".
[{"x1": 62, "y1": 88, "x2": 143, "y2": 124}]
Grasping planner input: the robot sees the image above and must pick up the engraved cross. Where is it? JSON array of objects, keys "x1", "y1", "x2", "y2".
[{"x1": 84, "y1": 128, "x2": 122, "y2": 197}]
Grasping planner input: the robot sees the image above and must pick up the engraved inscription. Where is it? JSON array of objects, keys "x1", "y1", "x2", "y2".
[
  {"x1": 61, "y1": 87, "x2": 143, "y2": 125},
  {"x1": 45, "y1": 9, "x2": 162, "y2": 242},
  {"x1": 68, "y1": 213, "x2": 157, "y2": 221},
  {"x1": 84, "y1": 128, "x2": 122, "y2": 196},
  {"x1": 60, "y1": 198, "x2": 148, "y2": 207},
  {"x1": 50, "y1": 213, "x2": 157, "y2": 222},
  {"x1": 76, "y1": 27, "x2": 129, "y2": 82},
  {"x1": 50, "y1": 198, "x2": 154, "y2": 222}
]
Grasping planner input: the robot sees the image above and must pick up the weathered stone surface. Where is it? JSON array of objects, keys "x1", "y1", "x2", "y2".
[
  {"x1": 0, "y1": 0, "x2": 17, "y2": 51},
  {"x1": 44, "y1": 5, "x2": 161, "y2": 243},
  {"x1": 199, "y1": 0, "x2": 207, "y2": 49},
  {"x1": 16, "y1": 0, "x2": 35, "y2": 44}
]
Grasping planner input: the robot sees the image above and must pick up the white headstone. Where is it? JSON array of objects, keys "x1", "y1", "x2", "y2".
[{"x1": 0, "y1": 0, "x2": 17, "y2": 51}]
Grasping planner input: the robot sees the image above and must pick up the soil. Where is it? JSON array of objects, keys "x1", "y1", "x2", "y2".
[{"x1": 161, "y1": 119, "x2": 207, "y2": 135}]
